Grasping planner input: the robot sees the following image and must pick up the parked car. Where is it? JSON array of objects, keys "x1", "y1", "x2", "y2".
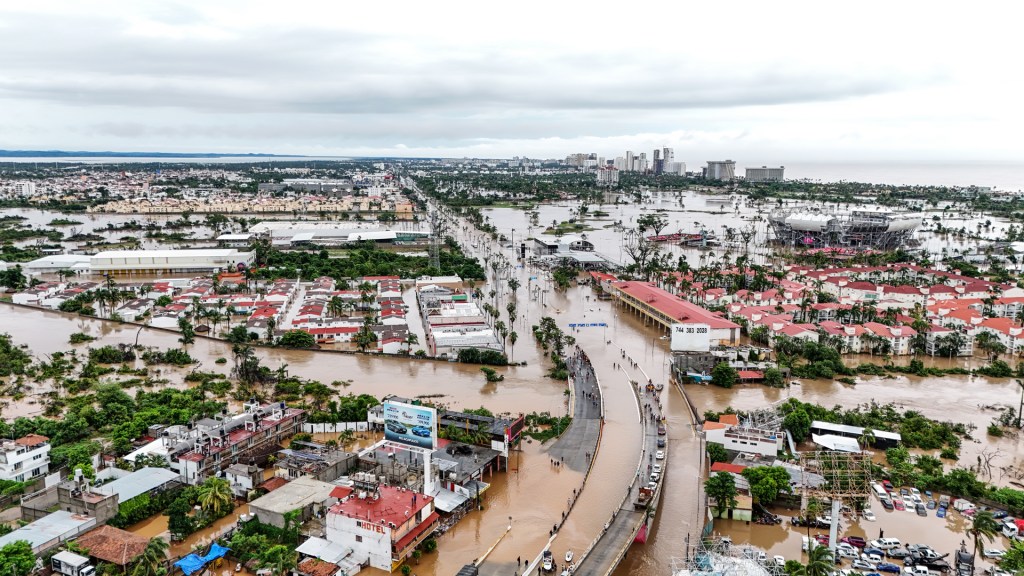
[
  {"x1": 863, "y1": 553, "x2": 884, "y2": 564},
  {"x1": 881, "y1": 499, "x2": 894, "y2": 510},
  {"x1": 993, "y1": 511, "x2": 1009, "y2": 520},
  {"x1": 894, "y1": 499, "x2": 906, "y2": 511},
  {"x1": 983, "y1": 549, "x2": 1006, "y2": 560},
  {"x1": 815, "y1": 534, "x2": 830, "y2": 545},
  {"x1": 655, "y1": 450, "x2": 664, "y2": 460},
  {"x1": 652, "y1": 464, "x2": 662, "y2": 474},
  {"x1": 916, "y1": 503, "x2": 928, "y2": 516},
  {"x1": 878, "y1": 563, "x2": 902, "y2": 573},
  {"x1": 901, "y1": 488, "x2": 911, "y2": 497},
  {"x1": 837, "y1": 547, "x2": 859, "y2": 560},
  {"x1": 887, "y1": 548, "x2": 912, "y2": 559},
  {"x1": 842, "y1": 536, "x2": 868, "y2": 548},
  {"x1": 657, "y1": 425, "x2": 666, "y2": 435},
  {"x1": 853, "y1": 560, "x2": 878, "y2": 571},
  {"x1": 657, "y1": 438, "x2": 666, "y2": 448},
  {"x1": 883, "y1": 480, "x2": 895, "y2": 491},
  {"x1": 864, "y1": 548, "x2": 886, "y2": 558},
  {"x1": 863, "y1": 509, "x2": 877, "y2": 521},
  {"x1": 773, "y1": 556, "x2": 786, "y2": 567}
]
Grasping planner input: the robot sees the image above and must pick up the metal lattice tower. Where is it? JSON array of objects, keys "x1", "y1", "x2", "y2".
[
  {"x1": 428, "y1": 209, "x2": 444, "y2": 271},
  {"x1": 742, "y1": 402, "x2": 784, "y2": 432},
  {"x1": 798, "y1": 451, "x2": 872, "y2": 504},
  {"x1": 670, "y1": 536, "x2": 783, "y2": 576}
]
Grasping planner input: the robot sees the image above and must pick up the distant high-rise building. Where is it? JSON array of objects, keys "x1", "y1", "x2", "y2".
[
  {"x1": 625, "y1": 151, "x2": 634, "y2": 172},
  {"x1": 666, "y1": 161, "x2": 687, "y2": 176},
  {"x1": 662, "y1": 147, "x2": 674, "y2": 164},
  {"x1": 638, "y1": 153, "x2": 648, "y2": 173},
  {"x1": 704, "y1": 160, "x2": 736, "y2": 180},
  {"x1": 745, "y1": 166, "x2": 785, "y2": 182},
  {"x1": 14, "y1": 182, "x2": 35, "y2": 196},
  {"x1": 596, "y1": 166, "x2": 619, "y2": 187},
  {"x1": 652, "y1": 149, "x2": 663, "y2": 175}
]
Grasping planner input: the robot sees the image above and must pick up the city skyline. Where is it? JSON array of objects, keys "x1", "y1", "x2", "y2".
[{"x1": 0, "y1": 1, "x2": 1019, "y2": 164}]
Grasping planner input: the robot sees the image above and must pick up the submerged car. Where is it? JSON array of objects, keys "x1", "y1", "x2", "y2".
[{"x1": 878, "y1": 563, "x2": 902, "y2": 573}]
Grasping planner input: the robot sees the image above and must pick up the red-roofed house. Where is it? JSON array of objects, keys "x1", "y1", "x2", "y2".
[
  {"x1": 610, "y1": 281, "x2": 740, "y2": 345},
  {"x1": 710, "y1": 462, "x2": 747, "y2": 475},
  {"x1": 326, "y1": 486, "x2": 440, "y2": 571},
  {"x1": 863, "y1": 322, "x2": 917, "y2": 355}
]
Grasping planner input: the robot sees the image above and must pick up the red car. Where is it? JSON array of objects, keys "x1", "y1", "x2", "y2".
[
  {"x1": 841, "y1": 536, "x2": 867, "y2": 548},
  {"x1": 893, "y1": 499, "x2": 905, "y2": 511},
  {"x1": 882, "y1": 480, "x2": 894, "y2": 491},
  {"x1": 814, "y1": 534, "x2": 830, "y2": 545}
]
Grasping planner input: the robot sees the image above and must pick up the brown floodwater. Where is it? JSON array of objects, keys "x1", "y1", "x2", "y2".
[
  {"x1": 5, "y1": 194, "x2": 1023, "y2": 576},
  {"x1": 717, "y1": 492, "x2": 1006, "y2": 572}
]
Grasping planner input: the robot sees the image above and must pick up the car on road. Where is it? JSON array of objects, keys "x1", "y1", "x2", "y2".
[
  {"x1": 842, "y1": 536, "x2": 867, "y2": 548},
  {"x1": 878, "y1": 563, "x2": 902, "y2": 573},
  {"x1": 852, "y1": 560, "x2": 878, "y2": 571},
  {"x1": 656, "y1": 450, "x2": 665, "y2": 460},
  {"x1": 657, "y1": 425, "x2": 667, "y2": 435},
  {"x1": 650, "y1": 473, "x2": 659, "y2": 482},
  {"x1": 984, "y1": 549, "x2": 1006, "y2": 560},
  {"x1": 657, "y1": 438, "x2": 666, "y2": 448},
  {"x1": 411, "y1": 426, "x2": 431, "y2": 437},
  {"x1": 385, "y1": 420, "x2": 408, "y2": 434},
  {"x1": 652, "y1": 464, "x2": 662, "y2": 474}
]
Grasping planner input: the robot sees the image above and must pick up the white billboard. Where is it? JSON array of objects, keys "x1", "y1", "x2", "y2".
[
  {"x1": 671, "y1": 323, "x2": 710, "y2": 352},
  {"x1": 383, "y1": 400, "x2": 438, "y2": 450}
]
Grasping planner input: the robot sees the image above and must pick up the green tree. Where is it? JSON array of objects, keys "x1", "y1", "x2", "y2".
[
  {"x1": 764, "y1": 367, "x2": 784, "y2": 388},
  {"x1": 227, "y1": 324, "x2": 251, "y2": 345},
  {"x1": 966, "y1": 510, "x2": 1000, "y2": 562},
  {"x1": 783, "y1": 408, "x2": 812, "y2": 442},
  {"x1": 707, "y1": 442, "x2": 728, "y2": 464},
  {"x1": 278, "y1": 329, "x2": 316, "y2": 348},
  {"x1": 0, "y1": 540, "x2": 34, "y2": 576},
  {"x1": 130, "y1": 536, "x2": 169, "y2": 576},
  {"x1": 711, "y1": 362, "x2": 738, "y2": 389},
  {"x1": 354, "y1": 317, "x2": 378, "y2": 352},
  {"x1": 177, "y1": 317, "x2": 196, "y2": 345},
  {"x1": 794, "y1": 544, "x2": 834, "y2": 576},
  {"x1": 197, "y1": 477, "x2": 233, "y2": 517},
  {"x1": 0, "y1": 265, "x2": 27, "y2": 291},
  {"x1": 704, "y1": 471, "x2": 738, "y2": 517},
  {"x1": 263, "y1": 545, "x2": 297, "y2": 576},
  {"x1": 741, "y1": 466, "x2": 793, "y2": 504}
]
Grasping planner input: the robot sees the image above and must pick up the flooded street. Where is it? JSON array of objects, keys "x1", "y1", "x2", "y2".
[{"x1": 4, "y1": 195, "x2": 1024, "y2": 576}]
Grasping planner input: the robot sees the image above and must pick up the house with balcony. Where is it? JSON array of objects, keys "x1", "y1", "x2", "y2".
[{"x1": 0, "y1": 434, "x2": 50, "y2": 483}]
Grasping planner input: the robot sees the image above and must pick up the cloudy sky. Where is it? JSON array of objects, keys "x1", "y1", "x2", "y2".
[{"x1": 0, "y1": 1, "x2": 1019, "y2": 163}]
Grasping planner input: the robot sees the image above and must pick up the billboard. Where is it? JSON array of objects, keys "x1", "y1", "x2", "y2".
[
  {"x1": 383, "y1": 400, "x2": 437, "y2": 450},
  {"x1": 671, "y1": 323, "x2": 710, "y2": 352}
]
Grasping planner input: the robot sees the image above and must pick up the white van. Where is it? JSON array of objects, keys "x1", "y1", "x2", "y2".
[
  {"x1": 869, "y1": 538, "x2": 902, "y2": 550},
  {"x1": 953, "y1": 499, "x2": 976, "y2": 512},
  {"x1": 873, "y1": 485, "x2": 889, "y2": 500}
]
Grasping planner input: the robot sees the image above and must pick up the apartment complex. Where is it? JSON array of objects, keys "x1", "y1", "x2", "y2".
[{"x1": 0, "y1": 434, "x2": 50, "y2": 483}]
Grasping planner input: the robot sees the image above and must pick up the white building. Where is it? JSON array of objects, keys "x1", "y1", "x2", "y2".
[
  {"x1": 0, "y1": 434, "x2": 50, "y2": 482},
  {"x1": 325, "y1": 485, "x2": 440, "y2": 571},
  {"x1": 705, "y1": 160, "x2": 736, "y2": 180},
  {"x1": 703, "y1": 422, "x2": 782, "y2": 457},
  {"x1": 745, "y1": 166, "x2": 785, "y2": 182},
  {"x1": 90, "y1": 249, "x2": 254, "y2": 276},
  {"x1": 14, "y1": 181, "x2": 36, "y2": 197},
  {"x1": 596, "y1": 166, "x2": 619, "y2": 187}
]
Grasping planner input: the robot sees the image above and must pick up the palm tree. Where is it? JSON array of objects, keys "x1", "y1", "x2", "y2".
[
  {"x1": 966, "y1": 510, "x2": 1000, "y2": 562},
  {"x1": 795, "y1": 544, "x2": 833, "y2": 576},
  {"x1": 197, "y1": 477, "x2": 233, "y2": 517},
  {"x1": 403, "y1": 332, "x2": 419, "y2": 354},
  {"x1": 131, "y1": 536, "x2": 169, "y2": 576},
  {"x1": 508, "y1": 331, "x2": 518, "y2": 362},
  {"x1": 328, "y1": 295, "x2": 345, "y2": 318}
]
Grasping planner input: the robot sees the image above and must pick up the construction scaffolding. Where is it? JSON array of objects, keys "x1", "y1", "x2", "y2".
[
  {"x1": 768, "y1": 208, "x2": 922, "y2": 250},
  {"x1": 671, "y1": 536, "x2": 783, "y2": 576},
  {"x1": 742, "y1": 402, "x2": 784, "y2": 433},
  {"x1": 798, "y1": 451, "x2": 872, "y2": 503}
]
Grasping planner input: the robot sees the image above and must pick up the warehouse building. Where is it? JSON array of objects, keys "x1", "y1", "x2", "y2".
[{"x1": 89, "y1": 249, "x2": 254, "y2": 275}]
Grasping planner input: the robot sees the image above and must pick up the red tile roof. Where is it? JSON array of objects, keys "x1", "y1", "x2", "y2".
[
  {"x1": 297, "y1": 558, "x2": 339, "y2": 576},
  {"x1": 611, "y1": 282, "x2": 740, "y2": 329},
  {"x1": 710, "y1": 462, "x2": 747, "y2": 474},
  {"x1": 15, "y1": 434, "x2": 49, "y2": 446},
  {"x1": 74, "y1": 525, "x2": 150, "y2": 566},
  {"x1": 719, "y1": 414, "x2": 740, "y2": 426},
  {"x1": 259, "y1": 477, "x2": 289, "y2": 492}
]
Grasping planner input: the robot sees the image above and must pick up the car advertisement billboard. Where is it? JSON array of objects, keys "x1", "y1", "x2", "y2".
[{"x1": 383, "y1": 401, "x2": 437, "y2": 449}]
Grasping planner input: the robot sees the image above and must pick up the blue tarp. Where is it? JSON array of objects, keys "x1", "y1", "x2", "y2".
[{"x1": 174, "y1": 544, "x2": 231, "y2": 576}]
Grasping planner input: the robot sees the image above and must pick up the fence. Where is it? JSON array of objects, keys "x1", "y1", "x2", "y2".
[{"x1": 302, "y1": 422, "x2": 370, "y2": 433}]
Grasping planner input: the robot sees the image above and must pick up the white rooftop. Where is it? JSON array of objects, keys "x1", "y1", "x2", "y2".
[
  {"x1": 92, "y1": 249, "x2": 242, "y2": 258},
  {"x1": 94, "y1": 466, "x2": 180, "y2": 502},
  {"x1": 0, "y1": 510, "x2": 97, "y2": 552}
]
